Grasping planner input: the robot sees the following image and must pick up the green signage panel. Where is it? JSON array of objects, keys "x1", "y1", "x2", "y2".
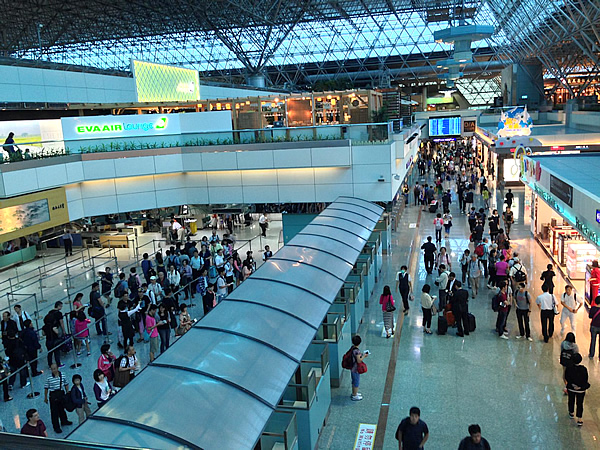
[{"x1": 132, "y1": 60, "x2": 200, "y2": 103}]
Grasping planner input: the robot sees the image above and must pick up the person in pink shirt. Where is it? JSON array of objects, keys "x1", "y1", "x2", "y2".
[
  {"x1": 74, "y1": 311, "x2": 91, "y2": 356},
  {"x1": 97, "y1": 344, "x2": 116, "y2": 382},
  {"x1": 379, "y1": 285, "x2": 396, "y2": 338},
  {"x1": 145, "y1": 304, "x2": 160, "y2": 362},
  {"x1": 495, "y1": 255, "x2": 509, "y2": 287}
]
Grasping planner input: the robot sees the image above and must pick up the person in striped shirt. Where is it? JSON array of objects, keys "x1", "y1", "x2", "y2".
[{"x1": 43, "y1": 364, "x2": 72, "y2": 433}]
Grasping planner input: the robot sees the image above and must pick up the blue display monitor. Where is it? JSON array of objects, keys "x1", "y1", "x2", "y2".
[{"x1": 428, "y1": 116, "x2": 461, "y2": 136}]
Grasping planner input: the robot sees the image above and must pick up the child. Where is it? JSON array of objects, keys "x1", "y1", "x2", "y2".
[{"x1": 74, "y1": 310, "x2": 91, "y2": 356}]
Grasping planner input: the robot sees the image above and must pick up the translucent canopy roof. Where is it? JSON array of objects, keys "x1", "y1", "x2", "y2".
[{"x1": 68, "y1": 196, "x2": 383, "y2": 450}]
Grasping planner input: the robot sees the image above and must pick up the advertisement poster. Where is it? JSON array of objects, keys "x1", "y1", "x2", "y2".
[
  {"x1": 497, "y1": 106, "x2": 533, "y2": 137},
  {"x1": 0, "y1": 188, "x2": 69, "y2": 242},
  {"x1": 0, "y1": 119, "x2": 64, "y2": 155}
]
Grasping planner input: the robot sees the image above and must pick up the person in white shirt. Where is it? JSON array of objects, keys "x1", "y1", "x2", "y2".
[
  {"x1": 216, "y1": 267, "x2": 232, "y2": 303},
  {"x1": 166, "y1": 265, "x2": 181, "y2": 290},
  {"x1": 536, "y1": 285, "x2": 556, "y2": 343},
  {"x1": 214, "y1": 248, "x2": 225, "y2": 269},
  {"x1": 259, "y1": 213, "x2": 269, "y2": 237},
  {"x1": 11, "y1": 304, "x2": 32, "y2": 332},
  {"x1": 509, "y1": 257, "x2": 527, "y2": 292},
  {"x1": 560, "y1": 285, "x2": 582, "y2": 334},
  {"x1": 433, "y1": 213, "x2": 444, "y2": 243},
  {"x1": 148, "y1": 276, "x2": 164, "y2": 303},
  {"x1": 468, "y1": 255, "x2": 484, "y2": 298},
  {"x1": 435, "y1": 265, "x2": 449, "y2": 310}
]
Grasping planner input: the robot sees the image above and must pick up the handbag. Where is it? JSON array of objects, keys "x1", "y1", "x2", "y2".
[
  {"x1": 112, "y1": 357, "x2": 131, "y2": 388},
  {"x1": 385, "y1": 295, "x2": 396, "y2": 312},
  {"x1": 357, "y1": 361, "x2": 368, "y2": 374}
]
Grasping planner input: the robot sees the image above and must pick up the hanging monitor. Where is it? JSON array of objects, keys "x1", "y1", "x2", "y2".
[{"x1": 428, "y1": 116, "x2": 461, "y2": 136}]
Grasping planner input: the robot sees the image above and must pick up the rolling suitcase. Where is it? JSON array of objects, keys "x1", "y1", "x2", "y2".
[
  {"x1": 429, "y1": 200, "x2": 438, "y2": 213},
  {"x1": 437, "y1": 314, "x2": 448, "y2": 335},
  {"x1": 468, "y1": 313, "x2": 476, "y2": 332}
]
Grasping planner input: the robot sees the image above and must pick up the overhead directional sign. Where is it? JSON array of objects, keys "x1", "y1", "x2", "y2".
[{"x1": 549, "y1": 174, "x2": 573, "y2": 207}]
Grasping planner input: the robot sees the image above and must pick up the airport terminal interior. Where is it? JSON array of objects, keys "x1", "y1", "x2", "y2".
[{"x1": 0, "y1": 1, "x2": 600, "y2": 449}]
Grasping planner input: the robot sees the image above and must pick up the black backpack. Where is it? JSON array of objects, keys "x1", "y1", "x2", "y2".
[
  {"x1": 514, "y1": 266, "x2": 526, "y2": 282},
  {"x1": 560, "y1": 347, "x2": 575, "y2": 367},
  {"x1": 491, "y1": 294, "x2": 501, "y2": 312},
  {"x1": 128, "y1": 274, "x2": 140, "y2": 295}
]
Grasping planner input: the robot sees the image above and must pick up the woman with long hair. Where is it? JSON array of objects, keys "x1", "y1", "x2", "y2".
[{"x1": 379, "y1": 285, "x2": 395, "y2": 339}]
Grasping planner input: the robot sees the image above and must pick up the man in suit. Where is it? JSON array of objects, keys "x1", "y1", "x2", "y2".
[
  {"x1": 1, "y1": 312, "x2": 18, "y2": 356},
  {"x1": 452, "y1": 281, "x2": 470, "y2": 337}
]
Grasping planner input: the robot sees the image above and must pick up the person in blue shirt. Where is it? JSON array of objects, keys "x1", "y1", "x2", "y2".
[{"x1": 141, "y1": 253, "x2": 153, "y2": 285}]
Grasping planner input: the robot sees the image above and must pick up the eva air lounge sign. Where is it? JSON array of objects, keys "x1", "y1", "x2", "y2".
[{"x1": 61, "y1": 115, "x2": 181, "y2": 141}]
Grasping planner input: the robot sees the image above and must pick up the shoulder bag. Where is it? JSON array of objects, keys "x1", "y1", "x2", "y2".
[{"x1": 385, "y1": 295, "x2": 396, "y2": 312}]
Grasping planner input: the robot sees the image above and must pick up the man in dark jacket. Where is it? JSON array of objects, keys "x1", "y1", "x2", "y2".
[
  {"x1": 458, "y1": 424, "x2": 491, "y2": 450},
  {"x1": 22, "y1": 320, "x2": 42, "y2": 376},
  {"x1": 1, "y1": 312, "x2": 18, "y2": 356},
  {"x1": 452, "y1": 281, "x2": 470, "y2": 337}
]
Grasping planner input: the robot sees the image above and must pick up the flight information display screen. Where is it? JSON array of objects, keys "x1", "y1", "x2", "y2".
[{"x1": 428, "y1": 117, "x2": 461, "y2": 136}]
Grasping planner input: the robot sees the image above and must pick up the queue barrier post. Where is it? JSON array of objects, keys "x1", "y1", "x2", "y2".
[
  {"x1": 26, "y1": 361, "x2": 40, "y2": 399},
  {"x1": 70, "y1": 334, "x2": 82, "y2": 369}
]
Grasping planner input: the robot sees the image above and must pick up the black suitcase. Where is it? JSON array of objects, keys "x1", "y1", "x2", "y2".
[
  {"x1": 429, "y1": 201, "x2": 438, "y2": 213},
  {"x1": 437, "y1": 315, "x2": 448, "y2": 335},
  {"x1": 468, "y1": 313, "x2": 476, "y2": 332}
]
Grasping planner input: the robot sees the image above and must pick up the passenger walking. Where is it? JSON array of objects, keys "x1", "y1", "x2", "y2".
[
  {"x1": 560, "y1": 285, "x2": 582, "y2": 334},
  {"x1": 433, "y1": 213, "x2": 444, "y2": 243},
  {"x1": 540, "y1": 264, "x2": 556, "y2": 294},
  {"x1": 565, "y1": 353, "x2": 589, "y2": 426},
  {"x1": 443, "y1": 212, "x2": 453, "y2": 237},
  {"x1": 420, "y1": 284, "x2": 434, "y2": 334},
  {"x1": 435, "y1": 247, "x2": 451, "y2": 273},
  {"x1": 536, "y1": 285, "x2": 556, "y2": 343},
  {"x1": 589, "y1": 296, "x2": 600, "y2": 358},
  {"x1": 560, "y1": 333, "x2": 578, "y2": 395},
  {"x1": 514, "y1": 284, "x2": 532, "y2": 341},
  {"x1": 468, "y1": 255, "x2": 483, "y2": 298},
  {"x1": 421, "y1": 237, "x2": 437, "y2": 275},
  {"x1": 395, "y1": 265, "x2": 412, "y2": 315},
  {"x1": 395, "y1": 407, "x2": 429, "y2": 450},
  {"x1": 459, "y1": 249, "x2": 471, "y2": 287},
  {"x1": 495, "y1": 282, "x2": 509, "y2": 340},
  {"x1": 349, "y1": 335, "x2": 368, "y2": 401},
  {"x1": 458, "y1": 424, "x2": 490, "y2": 450},
  {"x1": 379, "y1": 286, "x2": 396, "y2": 338},
  {"x1": 502, "y1": 206, "x2": 514, "y2": 239},
  {"x1": 452, "y1": 281, "x2": 470, "y2": 337}
]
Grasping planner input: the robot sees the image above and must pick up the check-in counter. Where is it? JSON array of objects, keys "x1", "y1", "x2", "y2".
[
  {"x1": 278, "y1": 343, "x2": 331, "y2": 450},
  {"x1": 0, "y1": 246, "x2": 36, "y2": 270},
  {"x1": 361, "y1": 242, "x2": 377, "y2": 282},
  {"x1": 340, "y1": 281, "x2": 363, "y2": 335},
  {"x1": 375, "y1": 215, "x2": 390, "y2": 254},
  {"x1": 261, "y1": 411, "x2": 299, "y2": 450},
  {"x1": 357, "y1": 253, "x2": 374, "y2": 300},
  {"x1": 368, "y1": 231, "x2": 383, "y2": 277},
  {"x1": 330, "y1": 295, "x2": 350, "y2": 324},
  {"x1": 348, "y1": 262, "x2": 367, "y2": 305},
  {"x1": 314, "y1": 312, "x2": 350, "y2": 388}
]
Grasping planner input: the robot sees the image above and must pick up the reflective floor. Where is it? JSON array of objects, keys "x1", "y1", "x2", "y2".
[
  {"x1": 0, "y1": 218, "x2": 282, "y2": 437},
  {"x1": 320, "y1": 182, "x2": 600, "y2": 450}
]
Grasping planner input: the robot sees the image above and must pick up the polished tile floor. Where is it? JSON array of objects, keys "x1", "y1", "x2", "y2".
[
  {"x1": 0, "y1": 219, "x2": 282, "y2": 437},
  {"x1": 320, "y1": 184, "x2": 600, "y2": 450}
]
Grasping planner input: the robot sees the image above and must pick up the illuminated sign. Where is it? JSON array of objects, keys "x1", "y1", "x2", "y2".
[
  {"x1": 426, "y1": 97, "x2": 454, "y2": 104},
  {"x1": 549, "y1": 174, "x2": 573, "y2": 207},
  {"x1": 132, "y1": 60, "x2": 200, "y2": 103},
  {"x1": 463, "y1": 120, "x2": 476, "y2": 133},
  {"x1": 62, "y1": 115, "x2": 180, "y2": 141},
  {"x1": 596, "y1": 210, "x2": 600, "y2": 224},
  {"x1": 429, "y1": 117, "x2": 461, "y2": 136}
]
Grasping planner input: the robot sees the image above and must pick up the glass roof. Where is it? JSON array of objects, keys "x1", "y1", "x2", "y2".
[{"x1": 68, "y1": 196, "x2": 383, "y2": 450}]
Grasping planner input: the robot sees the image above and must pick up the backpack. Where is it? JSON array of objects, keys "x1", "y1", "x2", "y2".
[
  {"x1": 474, "y1": 244, "x2": 484, "y2": 257},
  {"x1": 491, "y1": 293, "x2": 501, "y2": 312},
  {"x1": 514, "y1": 265, "x2": 527, "y2": 282},
  {"x1": 560, "y1": 347, "x2": 575, "y2": 367},
  {"x1": 114, "y1": 281, "x2": 126, "y2": 299},
  {"x1": 128, "y1": 274, "x2": 140, "y2": 295},
  {"x1": 342, "y1": 346, "x2": 356, "y2": 370}
]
